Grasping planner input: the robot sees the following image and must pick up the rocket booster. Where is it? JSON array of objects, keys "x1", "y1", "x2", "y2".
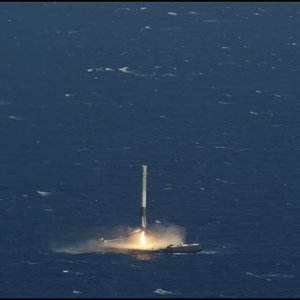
[{"x1": 140, "y1": 165, "x2": 147, "y2": 229}]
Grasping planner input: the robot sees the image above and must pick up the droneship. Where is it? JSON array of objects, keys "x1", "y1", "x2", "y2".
[{"x1": 137, "y1": 165, "x2": 202, "y2": 254}]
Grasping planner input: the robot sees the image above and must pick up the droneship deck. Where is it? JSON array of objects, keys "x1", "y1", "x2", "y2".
[
  {"x1": 160, "y1": 243, "x2": 202, "y2": 253},
  {"x1": 109, "y1": 243, "x2": 202, "y2": 254}
]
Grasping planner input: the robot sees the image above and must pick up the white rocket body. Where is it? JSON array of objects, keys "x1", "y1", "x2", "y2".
[{"x1": 140, "y1": 165, "x2": 147, "y2": 229}]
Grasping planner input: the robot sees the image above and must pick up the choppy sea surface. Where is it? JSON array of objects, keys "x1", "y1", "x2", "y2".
[{"x1": 0, "y1": 2, "x2": 300, "y2": 298}]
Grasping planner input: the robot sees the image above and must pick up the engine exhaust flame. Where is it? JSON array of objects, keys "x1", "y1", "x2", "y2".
[{"x1": 140, "y1": 230, "x2": 146, "y2": 246}]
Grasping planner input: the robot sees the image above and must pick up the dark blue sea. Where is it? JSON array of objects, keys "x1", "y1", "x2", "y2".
[{"x1": 1, "y1": 2, "x2": 300, "y2": 298}]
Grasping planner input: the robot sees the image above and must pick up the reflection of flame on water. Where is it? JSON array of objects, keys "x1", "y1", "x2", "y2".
[{"x1": 52, "y1": 223, "x2": 185, "y2": 258}]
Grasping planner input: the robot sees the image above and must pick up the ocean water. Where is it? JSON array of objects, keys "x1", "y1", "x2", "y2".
[{"x1": 0, "y1": 2, "x2": 300, "y2": 298}]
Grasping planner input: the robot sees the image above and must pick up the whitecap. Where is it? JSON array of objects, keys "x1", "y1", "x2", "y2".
[
  {"x1": 216, "y1": 178, "x2": 235, "y2": 184},
  {"x1": 118, "y1": 66, "x2": 132, "y2": 74},
  {"x1": 168, "y1": 12, "x2": 178, "y2": 16},
  {"x1": 140, "y1": 26, "x2": 151, "y2": 32},
  {"x1": 162, "y1": 73, "x2": 176, "y2": 77},
  {"x1": 203, "y1": 19, "x2": 232, "y2": 23},
  {"x1": 37, "y1": 190, "x2": 52, "y2": 197},
  {"x1": 104, "y1": 67, "x2": 114, "y2": 71},
  {"x1": 154, "y1": 288, "x2": 175, "y2": 295},
  {"x1": 94, "y1": 67, "x2": 114, "y2": 72},
  {"x1": 163, "y1": 187, "x2": 172, "y2": 191},
  {"x1": 218, "y1": 101, "x2": 233, "y2": 105},
  {"x1": 8, "y1": 115, "x2": 23, "y2": 120},
  {"x1": 198, "y1": 250, "x2": 216, "y2": 254},
  {"x1": 246, "y1": 272, "x2": 294, "y2": 279},
  {"x1": 44, "y1": 208, "x2": 53, "y2": 212}
]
